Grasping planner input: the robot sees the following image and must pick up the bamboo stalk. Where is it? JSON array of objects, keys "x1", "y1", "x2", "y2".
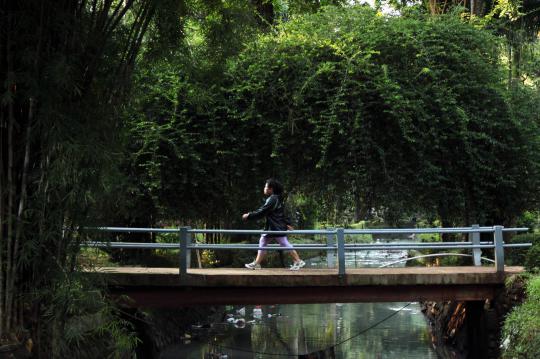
[
  {"x1": 90, "y1": 0, "x2": 98, "y2": 27},
  {"x1": 103, "y1": 0, "x2": 135, "y2": 39},
  {"x1": 12, "y1": 289, "x2": 17, "y2": 330},
  {"x1": 81, "y1": 0, "x2": 113, "y2": 93},
  {"x1": 0, "y1": 88, "x2": 4, "y2": 338},
  {"x1": 0, "y1": 19, "x2": 5, "y2": 333},
  {"x1": 6, "y1": 94, "x2": 14, "y2": 332},
  {"x1": 56, "y1": 213, "x2": 66, "y2": 268},
  {"x1": 0, "y1": 19, "x2": 4, "y2": 336},
  {"x1": 119, "y1": 0, "x2": 150, "y2": 68},
  {"x1": 11, "y1": 99, "x2": 33, "y2": 326},
  {"x1": 17, "y1": 293, "x2": 22, "y2": 335},
  {"x1": 96, "y1": 0, "x2": 114, "y2": 31},
  {"x1": 112, "y1": 0, "x2": 154, "y2": 102},
  {"x1": 5, "y1": 14, "x2": 15, "y2": 331},
  {"x1": 76, "y1": 0, "x2": 88, "y2": 18}
]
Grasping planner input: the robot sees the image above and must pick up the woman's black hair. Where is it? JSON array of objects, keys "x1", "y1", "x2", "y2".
[{"x1": 265, "y1": 178, "x2": 284, "y2": 195}]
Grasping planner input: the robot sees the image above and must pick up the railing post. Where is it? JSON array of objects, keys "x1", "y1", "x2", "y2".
[
  {"x1": 179, "y1": 226, "x2": 191, "y2": 275},
  {"x1": 494, "y1": 225, "x2": 504, "y2": 272},
  {"x1": 326, "y1": 228, "x2": 335, "y2": 268},
  {"x1": 469, "y1": 224, "x2": 481, "y2": 266},
  {"x1": 337, "y1": 228, "x2": 345, "y2": 276}
]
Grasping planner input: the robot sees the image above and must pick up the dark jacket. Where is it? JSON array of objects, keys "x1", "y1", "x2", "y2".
[{"x1": 247, "y1": 194, "x2": 291, "y2": 237}]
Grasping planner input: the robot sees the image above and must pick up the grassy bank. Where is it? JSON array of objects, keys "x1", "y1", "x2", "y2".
[{"x1": 501, "y1": 274, "x2": 540, "y2": 358}]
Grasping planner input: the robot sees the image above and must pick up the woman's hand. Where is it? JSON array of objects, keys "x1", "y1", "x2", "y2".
[{"x1": 242, "y1": 213, "x2": 249, "y2": 220}]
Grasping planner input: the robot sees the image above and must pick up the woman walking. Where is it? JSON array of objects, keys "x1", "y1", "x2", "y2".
[{"x1": 242, "y1": 178, "x2": 305, "y2": 271}]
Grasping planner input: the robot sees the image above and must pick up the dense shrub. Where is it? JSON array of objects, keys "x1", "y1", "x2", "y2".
[
  {"x1": 127, "y1": 6, "x2": 539, "y2": 230},
  {"x1": 525, "y1": 244, "x2": 540, "y2": 271},
  {"x1": 502, "y1": 275, "x2": 540, "y2": 358},
  {"x1": 226, "y1": 6, "x2": 539, "y2": 226},
  {"x1": 506, "y1": 233, "x2": 540, "y2": 267}
]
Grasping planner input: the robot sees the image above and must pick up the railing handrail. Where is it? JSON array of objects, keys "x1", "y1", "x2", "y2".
[
  {"x1": 82, "y1": 241, "x2": 532, "y2": 250},
  {"x1": 85, "y1": 226, "x2": 528, "y2": 235},
  {"x1": 81, "y1": 225, "x2": 531, "y2": 274}
]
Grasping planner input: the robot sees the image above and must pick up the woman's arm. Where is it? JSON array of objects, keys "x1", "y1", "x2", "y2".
[{"x1": 242, "y1": 195, "x2": 278, "y2": 221}]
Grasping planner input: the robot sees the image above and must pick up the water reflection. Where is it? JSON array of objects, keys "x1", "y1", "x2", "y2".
[{"x1": 160, "y1": 302, "x2": 436, "y2": 359}]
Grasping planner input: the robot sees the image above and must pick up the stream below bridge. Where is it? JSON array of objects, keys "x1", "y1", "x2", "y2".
[{"x1": 157, "y1": 242, "x2": 439, "y2": 358}]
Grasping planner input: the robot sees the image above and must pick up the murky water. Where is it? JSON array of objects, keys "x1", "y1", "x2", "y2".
[
  {"x1": 160, "y1": 241, "x2": 437, "y2": 358},
  {"x1": 160, "y1": 302, "x2": 436, "y2": 359}
]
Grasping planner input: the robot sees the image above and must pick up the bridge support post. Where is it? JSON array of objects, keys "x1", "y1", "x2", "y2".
[
  {"x1": 470, "y1": 224, "x2": 481, "y2": 266},
  {"x1": 326, "y1": 229, "x2": 335, "y2": 268},
  {"x1": 179, "y1": 227, "x2": 191, "y2": 276},
  {"x1": 494, "y1": 226, "x2": 504, "y2": 272},
  {"x1": 337, "y1": 228, "x2": 345, "y2": 276}
]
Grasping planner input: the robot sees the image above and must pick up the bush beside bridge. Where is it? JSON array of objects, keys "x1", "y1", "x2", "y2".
[{"x1": 501, "y1": 274, "x2": 540, "y2": 358}]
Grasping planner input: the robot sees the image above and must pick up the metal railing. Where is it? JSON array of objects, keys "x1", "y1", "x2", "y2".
[{"x1": 81, "y1": 225, "x2": 531, "y2": 275}]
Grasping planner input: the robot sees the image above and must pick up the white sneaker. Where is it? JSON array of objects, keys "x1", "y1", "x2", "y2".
[
  {"x1": 245, "y1": 262, "x2": 261, "y2": 270},
  {"x1": 290, "y1": 260, "x2": 306, "y2": 271}
]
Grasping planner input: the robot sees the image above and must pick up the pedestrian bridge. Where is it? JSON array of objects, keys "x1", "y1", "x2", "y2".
[
  {"x1": 82, "y1": 226, "x2": 531, "y2": 307},
  {"x1": 94, "y1": 266, "x2": 523, "y2": 307}
]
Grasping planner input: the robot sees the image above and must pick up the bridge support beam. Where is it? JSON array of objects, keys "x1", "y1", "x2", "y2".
[
  {"x1": 111, "y1": 284, "x2": 501, "y2": 307},
  {"x1": 494, "y1": 226, "x2": 504, "y2": 272},
  {"x1": 470, "y1": 224, "x2": 481, "y2": 266},
  {"x1": 337, "y1": 228, "x2": 345, "y2": 276},
  {"x1": 179, "y1": 226, "x2": 191, "y2": 275},
  {"x1": 326, "y1": 229, "x2": 335, "y2": 268}
]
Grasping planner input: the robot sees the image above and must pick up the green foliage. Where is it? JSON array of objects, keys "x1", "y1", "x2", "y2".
[
  {"x1": 501, "y1": 275, "x2": 540, "y2": 358},
  {"x1": 286, "y1": 192, "x2": 318, "y2": 229},
  {"x1": 121, "y1": 0, "x2": 298, "y2": 230},
  {"x1": 418, "y1": 233, "x2": 442, "y2": 242},
  {"x1": 506, "y1": 233, "x2": 540, "y2": 267},
  {"x1": 125, "y1": 4, "x2": 540, "y2": 236},
  {"x1": 0, "y1": 0, "x2": 183, "y2": 353},
  {"x1": 489, "y1": 0, "x2": 523, "y2": 20},
  {"x1": 39, "y1": 274, "x2": 139, "y2": 358},
  {"x1": 200, "y1": 249, "x2": 220, "y2": 266},
  {"x1": 516, "y1": 211, "x2": 540, "y2": 231},
  {"x1": 226, "y1": 6, "x2": 538, "y2": 226},
  {"x1": 525, "y1": 244, "x2": 540, "y2": 270},
  {"x1": 124, "y1": 55, "x2": 256, "y2": 229},
  {"x1": 2, "y1": 0, "x2": 537, "y2": 354},
  {"x1": 78, "y1": 248, "x2": 118, "y2": 267}
]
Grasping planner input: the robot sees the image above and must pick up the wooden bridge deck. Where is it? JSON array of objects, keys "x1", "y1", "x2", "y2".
[
  {"x1": 94, "y1": 266, "x2": 522, "y2": 286},
  {"x1": 90, "y1": 266, "x2": 524, "y2": 306}
]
